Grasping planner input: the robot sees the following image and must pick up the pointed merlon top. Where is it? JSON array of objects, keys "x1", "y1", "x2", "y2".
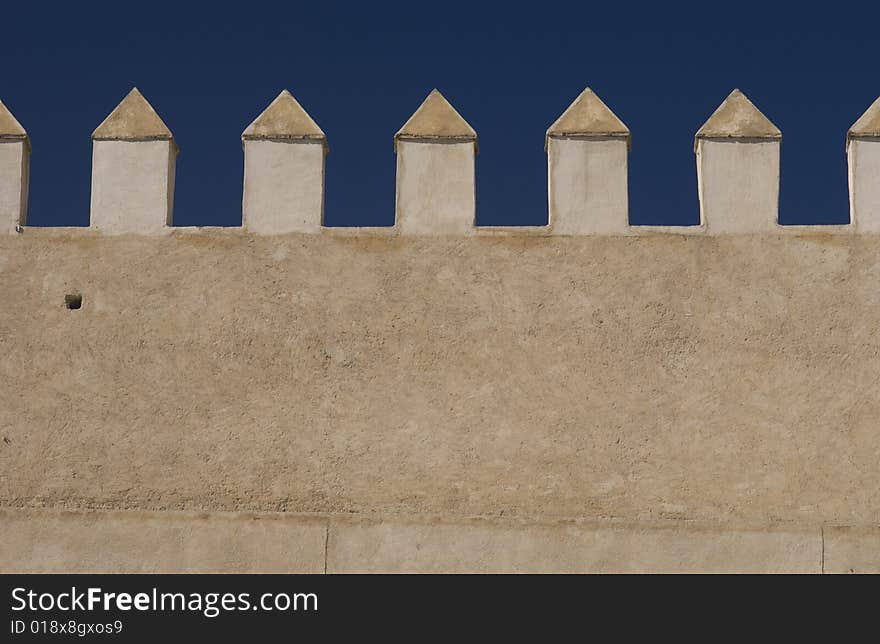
[
  {"x1": 0, "y1": 100, "x2": 29, "y2": 147},
  {"x1": 545, "y1": 88, "x2": 630, "y2": 150},
  {"x1": 92, "y1": 88, "x2": 175, "y2": 143},
  {"x1": 848, "y1": 95, "x2": 880, "y2": 141},
  {"x1": 394, "y1": 89, "x2": 477, "y2": 152},
  {"x1": 241, "y1": 90, "x2": 326, "y2": 147},
  {"x1": 696, "y1": 89, "x2": 781, "y2": 145}
]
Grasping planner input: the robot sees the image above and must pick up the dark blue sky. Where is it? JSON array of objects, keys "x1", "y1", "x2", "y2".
[{"x1": 3, "y1": 2, "x2": 878, "y2": 227}]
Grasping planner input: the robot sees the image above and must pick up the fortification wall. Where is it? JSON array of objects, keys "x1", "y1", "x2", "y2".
[
  {"x1": 1, "y1": 232, "x2": 880, "y2": 572},
  {"x1": 2, "y1": 88, "x2": 880, "y2": 572}
]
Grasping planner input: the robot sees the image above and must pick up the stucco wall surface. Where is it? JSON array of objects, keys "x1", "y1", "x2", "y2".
[
  {"x1": 89, "y1": 141, "x2": 176, "y2": 235},
  {"x1": 0, "y1": 141, "x2": 27, "y2": 234},
  {"x1": 697, "y1": 140, "x2": 780, "y2": 233},
  {"x1": 849, "y1": 139, "x2": 880, "y2": 233},
  {"x1": 242, "y1": 140, "x2": 325, "y2": 234},
  {"x1": 1, "y1": 231, "x2": 879, "y2": 531},
  {"x1": 547, "y1": 137, "x2": 629, "y2": 235},
  {"x1": 0, "y1": 508, "x2": 827, "y2": 573},
  {"x1": 395, "y1": 141, "x2": 475, "y2": 235}
]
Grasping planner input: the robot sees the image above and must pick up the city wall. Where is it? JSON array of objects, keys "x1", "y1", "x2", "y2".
[{"x1": 2, "y1": 87, "x2": 880, "y2": 572}]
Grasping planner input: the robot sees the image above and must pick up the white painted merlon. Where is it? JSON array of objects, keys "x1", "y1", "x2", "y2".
[
  {"x1": 90, "y1": 88, "x2": 177, "y2": 235},
  {"x1": 847, "y1": 95, "x2": 880, "y2": 233},
  {"x1": 546, "y1": 88, "x2": 630, "y2": 235},
  {"x1": 0, "y1": 100, "x2": 29, "y2": 234},
  {"x1": 395, "y1": 89, "x2": 477, "y2": 236},
  {"x1": 242, "y1": 90, "x2": 327, "y2": 235},
  {"x1": 695, "y1": 89, "x2": 781, "y2": 234}
]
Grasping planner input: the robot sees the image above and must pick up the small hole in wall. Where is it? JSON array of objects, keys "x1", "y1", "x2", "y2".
[{"x1": 64, "y1": 293, "x2": 82, "y2": 310}]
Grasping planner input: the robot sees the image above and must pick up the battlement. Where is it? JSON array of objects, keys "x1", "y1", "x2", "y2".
[
  {"x1": 4, "y1": 87, "x2": 880, "y2": 573},
  {"x1": 3, "y1": 88, "x2": 880, "y2": 236}
]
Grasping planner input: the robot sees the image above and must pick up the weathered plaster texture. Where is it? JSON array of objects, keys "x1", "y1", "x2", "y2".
[
  {"x1": 394, "y1": 90, "x2": 477, "y2": 235},
  {"x1": 395, "y1": 89, "x2": 477, "y2": 145},
  {"x1": 2, "y1": 232, "x2": 880, "y2": 534},
  {"x1": 848, "y1": 140, "x2": 880, "y2": 232},
  {"x1": 545, "y1": 88, "x2": 629, "y2": 141},
  {"x1": 694, "y1": 90, "x2": 782, "y2": 235},
  {"x1": 395, "y1": 140, "x2": 476, "y2": 235},
  {"x1": 697, "y1": 140, "x2": 780, "y2": 233},
  {"x1": 695, "y1": 89, "x2": 781, "y2": 141},
  {"x1": 92, "y1": 88, "x2": 174, "y2": 142},
  {"x1": 89, "y1": 140, "x2": 177, "y2": 234},
  {"x1": 241, "y1": 90, "x2": 325, "y2": 143},
  {"x1": 327, "y1": 518, "x2": 819, "y2": 574},
  {"x1": 0, "y1": 508, "x2": 326, "y2": 573},
  {"x1": 848, "y1": 95, "x2": 880, "y2": 141},
  {"x1": 823, "y1": 527, "x2": 880, "y2": 574},
  {"x1": 0, "y1": 508, "x2": 821, "y2": 573},
  {"x1": 242, "y1": 140, "x2": 325, "y2": 234},
  {"x1": 0, "y1": 141, "x2": 28, "y2": 233},
  {"x1": 547, "y1": 138, "x2": 628, "y2": 234}
]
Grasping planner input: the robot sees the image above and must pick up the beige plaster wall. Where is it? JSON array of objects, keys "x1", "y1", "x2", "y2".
[
  {"x1": 0, "y1": 508, "x2": 827, "y2": 573},
  {"x1": 242, "y1": 140, "x2": 325, "y2": 234},
  {"x1": 90, "y1": 140, "x2": 176, "y2": 234},
  {"x1": 547, "y1": 137, "x2": 628, "y2": 234},
  {"x1": 848, "y1": 139, "x2": 880, "y2": 232},
  {"x1": 395, "y1": 140, "x2": 475, "y2": 235},
  {"x1": 0, "y1": 140, "x2": 28, "y2": 233},
  {"x1": 0, "y1": 508, "x2": 327, "y2": 573},
  {"x1": 2, "y1": 231, "x2": 880, "y2": 571},
  {"x1": 697, "y1": 139, "x2": 780, "y2": 234}
]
